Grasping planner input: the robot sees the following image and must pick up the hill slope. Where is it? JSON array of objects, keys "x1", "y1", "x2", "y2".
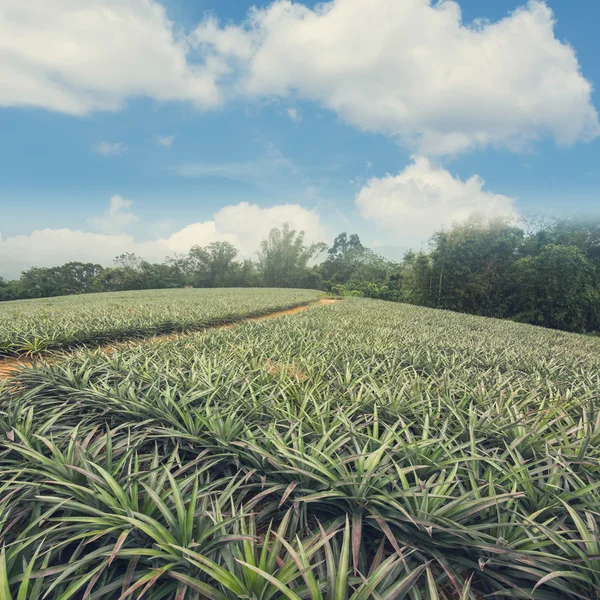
[{"x1": 1, "y1": 297, "x2": 599, "y2": 598}]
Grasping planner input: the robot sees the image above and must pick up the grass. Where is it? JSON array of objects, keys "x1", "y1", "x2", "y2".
[
  {"x1": 1, "y1": 297, "x2": 599, "y2": 598},
  {"x1": 0, "y1": 288, "x2": 320, "y2": 357}
]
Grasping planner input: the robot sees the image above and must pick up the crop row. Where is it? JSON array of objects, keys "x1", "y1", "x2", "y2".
[{"x1": 0, "y1": 288, "x2": 320, "y2": 357}]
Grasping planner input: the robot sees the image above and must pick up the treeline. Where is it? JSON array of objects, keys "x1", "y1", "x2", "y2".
[
  {"x1": 400, "y1": 216, "x2": 600, "y2": 333},
  {"x1": 0, "y1": 224, "x2": 397, "y2": 301},
  {"x1": 2, "y1": 217, "x2": 600, "y2": 333}
]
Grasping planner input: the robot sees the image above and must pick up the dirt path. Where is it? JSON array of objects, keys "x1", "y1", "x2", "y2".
[{"x1": 0, "y1": 298, "x2": 339, "y2": 381}]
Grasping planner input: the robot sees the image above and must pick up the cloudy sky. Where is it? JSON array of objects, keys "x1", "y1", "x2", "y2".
[{"x1": 1, "y1": 0, "x2": 599, "y2": 278}]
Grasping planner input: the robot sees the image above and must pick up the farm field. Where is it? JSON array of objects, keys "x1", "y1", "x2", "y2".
[
  {"x1": 1, "y1": 296, "x2": 600, "y2": 598},
  {"x1": 0, "y1": 288, "x2": 320, "y2": 357}
]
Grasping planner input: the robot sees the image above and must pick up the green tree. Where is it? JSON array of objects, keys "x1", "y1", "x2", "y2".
[
  {"x1": 328, "y1": 232, "x2": 364, "y2": 256},
  {"x1": 0, "y1": 276, "x2": 18, "y2": 301},
  {"x1": 320, "y1": 232, "x2": 400, "y2": 299},
  {"x1": 507, "y1": 244, "x2": 599, "y2": 332},
  {"x1": 320, "y1": 232, "x2": 367, "y2": 286},
  {"x1": 429, "y1": 217, "x2": 523, "y2": 315},
  {"x1": 55, "y1": 262, "x2": 105, "y2": 294},
  {"x1": 93, "y1": 254, "x2": 184, "y2": 291},
  {"x1": 228, "y1": 259, "x2": 260, "y2": 287},
  {"x1": 17, "y1": 262, "x2": 104, "y2": 297},
  {"x1": 258, "y1": 224, "x2": 326, "y2": 288},
  {"x1": 98, "y1": 254, "x2": 147, "y2": 291},
  {"x1": 400, "y1": 251, "x2": 433, "y2": 306},
  {"x1": 187, "y1": 241, "x2": 240, "y2": 287},
  {"x1": 524, "y1": 216, "x2": 600, "y2": 268}
]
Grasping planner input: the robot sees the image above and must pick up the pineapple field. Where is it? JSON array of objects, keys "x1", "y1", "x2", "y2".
[
  {"x1": 0, "y1": 288, "x2": 320, "y2": 357},
  {"x1": 1, "y1": 294, "x2": 600, "y2": 599}
]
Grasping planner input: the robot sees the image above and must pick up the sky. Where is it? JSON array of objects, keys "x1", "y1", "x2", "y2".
[{"x1": 1, "y1": 0, "x2": 599, "y2": 278}]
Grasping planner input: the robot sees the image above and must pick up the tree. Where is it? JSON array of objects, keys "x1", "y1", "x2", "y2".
[
  {"x1": 258, "y1": 224, "x2": 326, "y2": 288},
  {"x1": 320, "y1": 232, "x2": 368, "y2": 286},
  {"x1": 0, "y1": 277, "x2": 18, "y2": 301},
  {"x1": 400, "y1": 251, "x2": 433, "y2": 306},
  {"x1": 187, "y1": 241, "x2": 240, "y2": 288},
  {"x1": 317, "y1": 232, "x2": 400, "y2": 298},
  {"x1": 114, "y1": 253, "x2": 144, "y2": 270},
  {"x1": 507, "y1": 245, "x2": 599, "y2": 332},
  {"x1": 95, "y1": 255, "x2": 184, "y2": 292},
  {"x1": 327, "y1": 232, "x2": 364, "y2": 256},
  {"x1": 17, "y1": 262, "x2": 104, "y2": 297},
  {"x1": 535, "y1": 216, "x2": 600, "y2": 267},
  {"x1": 97, "y1": 254, "x2": 147, "y2": 291},
  {"x1": 55, "y1": 262, "x2": 105, "y2": 294},
  {"x1": 428, "y1": 217, "x2": 523, "y2": 315}
]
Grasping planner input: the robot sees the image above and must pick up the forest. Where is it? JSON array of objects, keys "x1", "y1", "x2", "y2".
[{"x1": 2, "y1": 216, "x2": 599, "y2": 333}]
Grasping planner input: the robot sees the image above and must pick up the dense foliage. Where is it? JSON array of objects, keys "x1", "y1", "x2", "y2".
[
  {"x1": 0, "y1": 288, "x2": 319, "y2": 357},
  {"x1": 1, "y1": 298, "x2": 599, "y2": 598},
  {"x1": 2, "y1": 216, "x2": 600, "y2": 332},
  {"x1": 400, "y1": 217, "x2": 600, "y2": 332}
]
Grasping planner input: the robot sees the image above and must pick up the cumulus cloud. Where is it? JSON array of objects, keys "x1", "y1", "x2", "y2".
[
  {"x1": 195, "y1": 0, "x2": 599, "y2": 155},
  {"x1": 88, "y1": 196, "x2": 139, "y2": 234},
  {"x1": 356, "y1": 156, "x2": 518, "y2": 241},
  {"x1": 0, "y1": 0, "x2": 221, "y2": 115},
  {"x1": 212, "y1": 202, "x2": 324, "y2": 253},
  {"x1": 0, "y1": 202, "x2": 325, "y2": 279},
  {"x1": 2, "y1": 1, "x2": 597, "y2": 155},
  {"x1": 93, "y1": 142, "x2": 125, "y2": 156}
]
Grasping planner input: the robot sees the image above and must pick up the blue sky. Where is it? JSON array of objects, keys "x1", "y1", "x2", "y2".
[{"x1": 1, "y1": 0, "x2": 599, "y2": 277}]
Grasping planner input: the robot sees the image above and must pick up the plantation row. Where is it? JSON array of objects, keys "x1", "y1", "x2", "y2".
[
  {"x1": 1, "y1": 298, "x2": 600, "y2": 598},
  {"x1": 0, "y1": 288, "x2": 320, "y2": 357}
]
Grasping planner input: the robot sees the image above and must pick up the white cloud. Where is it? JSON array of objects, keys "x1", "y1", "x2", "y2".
[
  {"x1": 88, "y1": 196, "x2": 139, "y2": 233},
  {"x1": 3, "y1": 1, "x2": 597, "y2": 156},
  {"x1": 0, "y1": 202, "x2": 326, "y2": 278},
  {"x1": 356, "y1": 156, "x2": 518, "y2": 242},
  {"x1": 0, "y1": 0, "x2": 221, "y2": 115},
  {"x1": 286, "y1": 108, "x2": 300, "y2": 121},
  {"x1": 94, "y1": 141, "x2": 125, "y2": 156},
  {"x1": 212, "y1": 201, "x2": 325, "y2": 254},
  {"x1": 157, "y1": 135, "x2": 176, "y2": 149},
  {"x1": 196, "y1": 0, "x2": 599, "y2": 155}
]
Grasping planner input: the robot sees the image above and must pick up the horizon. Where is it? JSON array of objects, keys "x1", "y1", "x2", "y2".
[{"x1": 2, "y1": 0, "x2": 600, "y2": 278}]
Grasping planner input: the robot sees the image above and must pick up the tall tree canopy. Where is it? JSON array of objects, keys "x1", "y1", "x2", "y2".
[{"x1": 257, "y1": 223, "x2": 326, "y2": 288}]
